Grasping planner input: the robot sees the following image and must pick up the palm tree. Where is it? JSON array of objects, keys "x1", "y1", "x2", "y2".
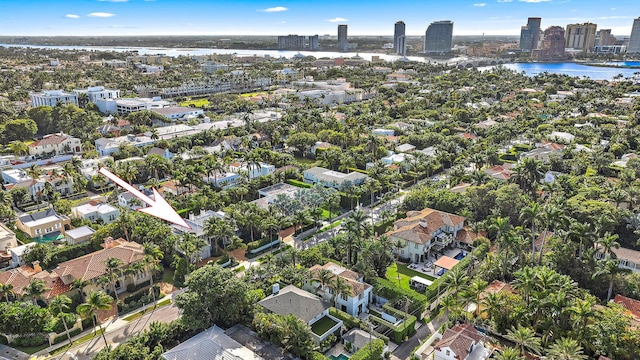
[
  {"x1": 592, "y1": 258, "x2": 625, "y2": 301},
  {"x1": 9, "y1": 141, "x2": 28, "y2": 156},
  {"x1": 143, "y1": 242, "x2": 164, "y2": 305},
  {"x1": 520, "y1": 202, "x2": 541, "y2": 263},
  {"x1": 23, "y1": 278, "x2": 48, "y2": 305},
  {"x1": 567, "y1": 297, "x2": 596, "y2": 343},
  {"x1": 71, "y1": 279, "x2": 90, "y2": 303},
  {"x1": 505, "y1": 325, "x2": 542, "y2": 356},
  {"x1": 463, "y1": 278, "x2": 487, "y2": 317},
  {"x1": 77, "y1": 290, "x2": 113, "y2": 351},
  {"x1": 494, "y1": 347, "x2": 525, "y2": 360},
  {"x1": 0, "y1": 283, "x2": 14, "y2": 302},
  {"x1": 179, "y1": 233, "x2": 208, "y2": 273},
  {"x1": 314, "y1": 268, "x2": 334, "y2": 294},
  {"x1": 25, "y1": 164, "x2": 43, "y2": 180},
  {"x1": 204, "y1": 217, "x2": 234, "y2": 256},
  {"x1": 546, "y1": 337, "x2": 588, "y2": 360},
  {"x1": 49, "y1": 295, "x2": 74, "y2": 348},
  {"x1": 103, "y1": 257, "x2": 124, "y2": 306},
  {"x1": 513, "y1": 266, "x2": 536, "y2": 306},
  {"x1": 329, "y1": 276, "x2": 350, "y2": 308}
]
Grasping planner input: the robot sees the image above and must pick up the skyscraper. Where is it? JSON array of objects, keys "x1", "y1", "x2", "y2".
[
  {"x1": 338, "y1": 24, "x2": 348, "y2": 52},
  {"x1": 397, "y1": 35, "x2": 407, "y2": 56},
  {"x1": 597, "y1": 29, "x2": 613, "y2": 46},
  {"x1": 308, "y1": 35, "x2": 319, "y2": 50},
  {"x1": 532, "y1": 26, "x2": 566, "y2": 60},
  {"x1": 566, "y1": 23, "x2": 598, "y2": 52},
  {"x1": 628, "y1": 18, "x2": 640, "y2": 53},
  {"x1": 520, "y1": 17, "x2": 541, "y2": 53},
  {"x1": 394, "y1": 21, "x2": 406, "y2": 55},
  {"x1": 424, "y1": 21, "x2": 453, "y2": 54},
  {"x1": 277, "y1": 35, "x2": 305, "y2": 50}
]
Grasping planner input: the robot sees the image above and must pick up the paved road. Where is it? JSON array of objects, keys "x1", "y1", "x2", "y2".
[
  {"x1": 60, "y1": 303, "x2": 180, "y2": 360},
  {"x1": 0, "y1": 345, "x2": 29, "y2": 360},
  {"x1": 391, "y1": 316, "x2": 445, "y2": 360}
]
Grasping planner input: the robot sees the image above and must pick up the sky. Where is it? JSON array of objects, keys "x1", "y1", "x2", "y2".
[{"x1": 0, "y1": 0, "x2": 638, "y2": 37}]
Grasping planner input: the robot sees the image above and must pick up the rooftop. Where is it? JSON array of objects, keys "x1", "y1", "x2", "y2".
[
  {"x1": 258, "y1": 285, "x2": 330, "y2": 323},
  {"x1": 18, "y1": 209, "x2": 67, "y2": 227},
  {"x1": 162, "y1": 325, "x2": 263, "y2": 360}
]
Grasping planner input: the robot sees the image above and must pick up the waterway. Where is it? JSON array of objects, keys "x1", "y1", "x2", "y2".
[
  {"x1": 3, "y1": 43, "x2": 639, "y2": 80},
  {"x1": 497, "y1": 62, "x2": 639, "y2": 81}
]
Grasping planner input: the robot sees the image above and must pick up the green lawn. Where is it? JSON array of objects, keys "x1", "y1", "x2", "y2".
[
  {"x1": 293, "y1": 157, "x2": 321, "y2": 167},
  {"x1": 179, "y1": 98, "x2": 210, "y2": 107},
  {"x1": 13, "y1": 343, "x2": 49, "y2": 354},
  {"x1": 385, "y1": 263, "x2": 435, "y2": 291},
  {"x1": 162, "y1": 268, "x2": 175, "y2": 285},
  {"x1": 311, "y1": 316, "x2": 338, "y2": 336}
]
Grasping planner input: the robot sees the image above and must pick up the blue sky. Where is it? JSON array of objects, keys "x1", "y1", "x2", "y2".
[{"x1": 0, "y1": 0, "x2": 638, "y2": 37}]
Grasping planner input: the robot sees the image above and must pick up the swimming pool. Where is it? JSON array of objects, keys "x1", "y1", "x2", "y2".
[
  {"x1": 454, "y1": 251, "x2": 467, "y2": 260},
  {"x1": 329, "y1": 354, "x2": 350, "y2": 360}
]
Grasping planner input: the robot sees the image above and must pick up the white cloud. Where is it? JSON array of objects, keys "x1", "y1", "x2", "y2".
[
  {"x1": 474, "y1": 3, "x2": 486, "y2": 6},
  {"x1": 497, "y1": 0, "x2": 513, "y2": 2},
  {"x1": 327, "y1": 17, "x2": 348, "y2": 23},
  {"x1": 519, "y1": 0, "x2": 551, "y2": 2},
  {"x1": 259, "y1": 6, "x2": 288, "y2": 12},
  {"x1": 87, "y1": 12, "x2": 115, "y2": 17},
  {"x1": 65, "y1": 14, "x2": 80, "y2": 18},
  {"x1": 611, "y1": 7, "x2": 616, "y2": 10}
]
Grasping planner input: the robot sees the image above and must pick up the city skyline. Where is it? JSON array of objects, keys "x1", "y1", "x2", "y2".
[{"x1": 0, "y1": 0, "x2": 638, "y2": 37}]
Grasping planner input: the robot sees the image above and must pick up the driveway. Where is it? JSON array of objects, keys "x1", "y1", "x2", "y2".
[{"x1": 0, "y1": 345, "x2": 29, "y2": 360}]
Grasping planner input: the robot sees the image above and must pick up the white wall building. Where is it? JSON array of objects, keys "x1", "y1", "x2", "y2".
[
  {"x1": 72, "y1": 201, "x2": 120, "y2": 224},
  {"x1": 228, "y1": 162, "x2": 275, "y2": 180},
  {"x1": 305, "y1": 262, "x2": 373, "y2": 317},
  {"x1": 28, "y1": 133, "x2": 82, "y2": 156},
  {"x1": 29, "y1": 90, "x2": 78, "y2": 107},
  {"x1": 74, "y1": 86, "x2": 120, "y2": 103}
]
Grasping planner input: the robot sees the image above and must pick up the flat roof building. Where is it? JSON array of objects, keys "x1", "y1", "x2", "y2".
[{"x1": 29, "y1": 90, "x2": 78, "y2": 108}]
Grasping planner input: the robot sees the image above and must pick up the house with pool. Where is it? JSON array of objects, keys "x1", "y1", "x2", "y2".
[{"x1": 385, "y1": 208, "x2": 476, "y2": 264}]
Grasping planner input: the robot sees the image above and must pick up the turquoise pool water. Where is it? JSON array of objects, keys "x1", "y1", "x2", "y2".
[{"x1": 329, "y1": 354, "x2": 350, "y2": 360}]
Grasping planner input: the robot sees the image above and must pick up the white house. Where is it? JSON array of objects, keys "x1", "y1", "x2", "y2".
[
  {"x1": 162, "y1": 325, "x2": 262, "y2": 360},
  {"x1": 303, "y1": 167, "x2": 369, "y2": 189},
  {"x1": 0, "y1": 223, "x2": 17, "y2": 268},
  {"x1": 28, "y1": 133, "x2": 82, "y2": 156},
  {"x1": 152, "y1": 106, "x2": 204, "y2": 120},
  {"x1": 228, "y1": 162, "x2": 275, "y2": 180},
  {"x1": 305, "y1": 262, "x2": 373, "y2": 317},
  {"x1": 171, "y1": 210, "x2": 227, "y2": 260},
  {"x1": 64, "y1": 226, "x2": 95, "y2": 245},
  {"x1": 29, "y1": 90, "x2": 78, "y2": 107},
  {"x1": 71, "y1": 201, "x2": 120, "y2": 224},
  {"x1": 596, "y1": 246, "x2": 640, "y2": 273},
  {"x1": 386, "y1": 208, "x2": 470, "y2": 263},
  {"x1": 203, "y1": 172, "x2": 240, "y2": 189},
  {"x1": 372, "y1": 128, "x2": 395, "y2": 136},
  {"x1": 8, "y1": 243, "x2": 36, "y2": 268},
  {"x1": 434, "y1": 323, "x2": 490, "y2": 360},
  {"x1": 73, "y1": 86, "x2": 120, "y2": 107}
]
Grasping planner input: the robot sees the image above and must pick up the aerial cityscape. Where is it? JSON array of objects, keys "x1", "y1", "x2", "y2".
[{"x1": 2, "y1": 1, "x2": 640, "y2": 360}]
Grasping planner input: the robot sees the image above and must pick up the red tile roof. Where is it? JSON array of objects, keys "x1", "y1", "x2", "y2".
[
  {"x1": 53, "y1": 240, "x2": 145, "y2": 284},
  {"x1": 434, "y1": 323, "x2": 483, "y2": 359},
  {"x1": 613, "y1": 294, "x2": 640, "y2": 320},
  {"x1": 387, "y1": 208, "x2": 465, "y2": 245},
  {"x1": 30, "y1": 134, "x2": 71, "y2": 147}
]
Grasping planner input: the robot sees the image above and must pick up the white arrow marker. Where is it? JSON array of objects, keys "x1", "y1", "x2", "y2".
[{"x1": 98, "y1": 167, "x2": 191, "y2": 229}]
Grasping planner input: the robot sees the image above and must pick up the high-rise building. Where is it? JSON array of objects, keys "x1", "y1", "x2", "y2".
[
  {"x1": 338, "y1": 24, "x2": 348, "y2": 52},
  {"x1": 424, "y1": 20, "x2": 453, "y2": 54},
  {"x1": 566, "y1": 23, "x2": 598, "y2": 52},
  {"x1": 394, "y1": 21, "x2": 406, "y2": 55},
  {"x1": 397, "y1": 35, "x2": 407, "y2": 56},
  {"x1": 532, "y1": 26, "x2": 566, "y2": 60},
  {"x1": 308, "y1": 35, "x2": 319, "y2": 50},
  {"x1": 278, "y1": 35, "x2": 305, "y2": 50},
  {"x1": 520, "y1": 17, "x2": 542, "y2": 53},
  {"x1": 597, "y1": 29, "x2": 614, "y2": 46},
  {"x1": 628, "y1": 18, "x2": 640, "y2": 53}
]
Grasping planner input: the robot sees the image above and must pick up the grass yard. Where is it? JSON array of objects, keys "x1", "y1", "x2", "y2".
[
  {"x1": 179, "y1": 98, "x2": 210, "y2": 107},
  {"x1": 311, "y1": 316, "x2": 338, "y2": 336},
  {"x1": 162, "y1": 268, "x2": 175, "y2": 285},
  {"x1": 385, "y1": 263, "x2": 435, "y2": 291},
  {"x1": 14, "y1": 343, "x2": 49, "y2": 354},
  {"x1": 240, "y1": 91, "x2": 267, "y2": 98},
  {"x1": 293, "y1": 157, "x2": 321, "y2": 167}
]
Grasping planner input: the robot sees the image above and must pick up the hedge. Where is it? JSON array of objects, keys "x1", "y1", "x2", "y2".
[
  {"x1": 285, "y1": 179, "x2": 313, "y2": 189},
  {"x1": 309, "y1": 351, "x2": 330, "y2": 360},
  {"x1": 53, "y1": 328, "x2": 82, "y2": 344},
  {"x1": 329, "y1": 307, "x2": 361, "y2": 329},
  {"x1": 374, "y1": 277, "x2": 429, "y2": 316},
  {"x1": 350, "y1": 339, "x2": 385, "y2": 360},
  {"x1": 381, "y1": 304, "x2": 417, "y2": 341},
  {"x1": 368, "y1": 314, "x2": 414, "y2": 344},
  {"x1": 246, "y1": 237, "x2": 279, "y2": 252},
  {"x1": 328, "y1": 307, "x2": 389, "y2": 344},
  {"x1": 424, "y1": 242, "x2": 489, "y2": 300}
]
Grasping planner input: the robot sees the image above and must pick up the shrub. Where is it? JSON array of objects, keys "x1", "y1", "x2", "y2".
[
  {"x1": 285, "y1": 179, "x2": 313, "y2": 189},
  {"x1": 247, "y1": 237, "x2": 279, "y2": 252},
  {"x1": 350, "y1": 339, "x2": 385, "y2": 360},
  {"x1": 374, "y1": 278, "x2": 429, "y2": 316},
  {"x1": 13, "y1": 334, "x2": 46, "y2": 347},
  {"x1": 329, "y1": 307, "x2": 360, "y2": 329},
  {"x1": 309, "y1": 351, "x2": 330, "y2": 360}
]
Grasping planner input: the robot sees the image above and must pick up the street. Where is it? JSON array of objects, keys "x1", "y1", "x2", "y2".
[{"x1": 54, "y1": 303, "x2": 180, "y2": 360}]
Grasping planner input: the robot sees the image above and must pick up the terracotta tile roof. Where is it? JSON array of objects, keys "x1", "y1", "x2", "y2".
[
  {"x1": 30, "y1": 134, "x2": 70, "y2": 147},
  {"x1": 53, "y1": 240, "x2": 145, "y2": 284},
  {"x1": 482, "y1": 280, "x2": 514, "y2": 298},
  {"x1": 613, "y1": 295, "x2": 640, "y2": 320},
  {"x1": 434, "y1": 323, "x2": 483, "y2": 359},
  {"x1": 456, "y1": 228, "x2": 482, "y2": 245},
  {"x1": 0, "y1": 265, "x2": 70, "y2": 300},
  {"x1": 434, "y1": 256, "x2": 459, "y2": 270},
  {"x1": 309, "y1": 262, "x2": 371, "y2": 297},
  {"x1": 387, "y1": 208, "x2": 465, "y2": 245}
]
